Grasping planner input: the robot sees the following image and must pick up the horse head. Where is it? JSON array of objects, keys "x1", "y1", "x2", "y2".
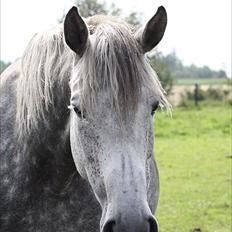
[{"x1": 64, "y1": 6, "x2": 168, "y2": 232}]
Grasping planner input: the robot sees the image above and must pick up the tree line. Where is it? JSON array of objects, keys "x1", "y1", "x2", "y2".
[{"x1": 158, "y1": 51, "x2": 226, "y2": 79}]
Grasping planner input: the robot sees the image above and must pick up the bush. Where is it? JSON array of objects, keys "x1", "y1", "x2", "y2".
[
  {"x1": 186, "y1": 89, "x2": 206, "y2": 101},
  {"x1": 207, "y1": 88, "x2": 224, "y2": 101},
  {"x1": 179, "y1": 86, "x2": 230, "y2": 107}
]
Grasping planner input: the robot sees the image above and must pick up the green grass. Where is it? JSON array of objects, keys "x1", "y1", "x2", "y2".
[
  {"x1": 154, "y1": 105, "x2": 231, "y2": 232},
  {"x1": 176, "y1": 78, "x2": 228, "y2": 85}
]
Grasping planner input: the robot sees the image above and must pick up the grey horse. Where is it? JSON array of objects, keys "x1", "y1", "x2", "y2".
[{"x1": 0, "y1": 6, "x2": 168, "y2": 232}]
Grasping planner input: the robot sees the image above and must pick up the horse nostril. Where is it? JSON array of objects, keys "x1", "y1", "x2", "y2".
[
  {"x1": 102, "y1": 220, "x2": 116, "y2": 232},
  {"x1": 148, "y1": 217, "x2": 158, "y2": 232}
]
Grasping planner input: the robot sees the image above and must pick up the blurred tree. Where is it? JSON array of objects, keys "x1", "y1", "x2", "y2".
[
  {"x1": 76, "y1": 0, "x2": 107, "y2": 17},
  {"x1": 108, "y1": 3, "x2": 122, "y2": 16},
  {"x1": 160, "y1": 51, "x2": 227, "y2": 79},
  {"x1": 58, "y1": 0, "x2": 107, "y2": 22},
  {"x1": 60, "y1": 0, "x2": 140, "y2": 26},
  {"x1": 198, "y1": 65, "x2": 212, "y2": 78},
  {"x1": 218, "y1": 70, "x2": 226, "y2": 78},
  {"x1": 164, "y1": 51, "x2": 182, "y2": 71},
  {"x1": 125, "y1": 12, "x2": 142, "y2": 27},
  {"x1": 0, "y1": 60, "x2": 11, "y2": 74},
  {"x1": 150, "y1": 53, "x2": 174, "y2": 95}
]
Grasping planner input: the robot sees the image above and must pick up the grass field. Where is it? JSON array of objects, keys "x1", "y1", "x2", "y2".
[
  {"x1": 175, "y1": 78, "x2": 229, "y2": 85},
  {"x1": 154, "y1": 104, "x2": 231, "y2": 232}
]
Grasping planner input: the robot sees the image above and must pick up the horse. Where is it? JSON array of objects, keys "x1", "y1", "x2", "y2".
[{"x1": 0, "y1": 6, "x2": 168, "y2": 232}]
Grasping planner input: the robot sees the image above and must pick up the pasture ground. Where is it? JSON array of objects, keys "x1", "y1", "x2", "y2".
[{"x1": 154, "y1": 104, "x2": 231, "y2": 232}]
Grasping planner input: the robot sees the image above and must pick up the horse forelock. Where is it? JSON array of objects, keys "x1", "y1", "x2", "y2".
[{"x1": 70, "y1": 18, "x2": 169, "y2": 118}]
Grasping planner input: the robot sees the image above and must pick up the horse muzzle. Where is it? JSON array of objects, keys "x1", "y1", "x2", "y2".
[
  {"x1": 101, "y1": 202, "x2": 158, "y2": 232},
  {"x1": 102, "y1": 215, "x2": 158, "y2": 232},
  {"x1": 100, "y1": 154, "x2": 159, "y2": 232}
]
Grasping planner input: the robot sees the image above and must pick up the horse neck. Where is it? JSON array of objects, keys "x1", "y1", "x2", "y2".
[
  {"x1": 24, "y1": 77, "x2": 70, "y2": 143},
  {"x1": 20, "y1": 80, "x2": 77, "y2": 194}
]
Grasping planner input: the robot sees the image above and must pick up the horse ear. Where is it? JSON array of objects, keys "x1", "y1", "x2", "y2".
[
  {"x1": 64, "y1": 7, "x2": 88, "y2": 56},
  {"x1": 137, "y1": 6, "x2": 167, "y2": 53}
]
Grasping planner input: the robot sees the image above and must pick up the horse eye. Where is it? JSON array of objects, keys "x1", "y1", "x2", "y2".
[
  {"x1": 74, "y1": 106, "x2": 85, "y2": 119},
  {"x1": 151, "y1": 102, "x2": 159, "y2": 115}
]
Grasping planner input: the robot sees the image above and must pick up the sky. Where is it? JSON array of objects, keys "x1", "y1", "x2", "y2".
[{"x1": 1, "y1": 0, "x2": 231, "y2": 76}]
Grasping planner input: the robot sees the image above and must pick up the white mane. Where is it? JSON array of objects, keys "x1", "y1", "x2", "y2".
[{"x1": 16, "y1": 24, "x2": 73, "y2": 136}]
